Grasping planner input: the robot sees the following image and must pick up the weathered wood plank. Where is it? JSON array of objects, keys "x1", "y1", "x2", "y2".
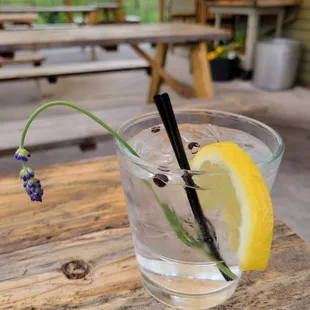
[
  {"x1": 0, "y1": 13, "x2": 37, "y2": 25},
  {"x1": 0, "y1": 23, "x2": 231, "y2": 52},
  {"x1": 0, "y1": 53, "x2": 45, "y2": 66},
  {"x1": 0, "y1": 157, "x2": 309, "y2": 309},
  {"x1": 0, "y1": 96, "x2": 267, "y2": 154},
  {"x1": 0, "y1": 59, "x2": 148, "y2": 81},
  {"x1": 0, "y1": 157, "x2": 127, "y2": 254}
]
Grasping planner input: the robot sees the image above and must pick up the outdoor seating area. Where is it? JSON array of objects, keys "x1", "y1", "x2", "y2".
[{"x1": 0, "y1": 0, "x2": 309, "y2": 309}]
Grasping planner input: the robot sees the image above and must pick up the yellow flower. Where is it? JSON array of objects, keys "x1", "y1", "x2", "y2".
[
  {"x1": 215, "y1": 46, "x2": 224, "y2": 54},
  {"x1": 207, "y1": 52, "x2": 216, "y2": 61}
]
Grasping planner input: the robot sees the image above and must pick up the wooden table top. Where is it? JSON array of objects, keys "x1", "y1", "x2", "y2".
[
  {"x1": 0, "y1": 23, "x2": 230, "y2": 51},
  {"x1": 0, "y1": 156, "x2": 309, "y2": 309}
]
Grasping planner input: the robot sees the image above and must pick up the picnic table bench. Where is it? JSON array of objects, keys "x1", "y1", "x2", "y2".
[
  {"x1": 0, "y1": 59, "x2": 148, "y2": 83},
  {"x1": 0, "y1": 97, "x2": 267, "y2": 156},
  {"x1": 0, "y1": 155, "x2": 309, "y2": 309},
  {"x1": 0, "y1": 23, "x2": 231, "y2": 103},
  {"x1": 0, "y1": 53, "x2": 45, "y2": 66}
]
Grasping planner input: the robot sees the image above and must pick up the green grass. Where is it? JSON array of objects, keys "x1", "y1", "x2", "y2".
[{"x1": 1, "y1": 0, "x2": 159, "y2": 24}]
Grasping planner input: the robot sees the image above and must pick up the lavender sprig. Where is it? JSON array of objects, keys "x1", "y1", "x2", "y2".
[
  {"x1": 15, "y1": 148, "x2": 31, "y2": 161},
  {"x1": 24, "y1": 177, "x2": 44, "y2": 202},
  {"x1": 15, "y1": 101, "x2": 237, "y2": 281}
]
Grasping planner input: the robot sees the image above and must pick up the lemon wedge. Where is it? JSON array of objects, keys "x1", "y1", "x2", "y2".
[{"x1": 191, "y1": 142, "x2": 273, "y2": 271}]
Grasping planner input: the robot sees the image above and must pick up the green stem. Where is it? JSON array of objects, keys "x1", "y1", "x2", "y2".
[
  {"x1": 20, "y1": 101, "x2": 138, "y2": 157},
  {"x1": 20, "y1": 101, "x2": 237, "y2": 281}
]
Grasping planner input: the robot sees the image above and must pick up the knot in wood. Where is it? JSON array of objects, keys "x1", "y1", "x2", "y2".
[{"x1": 61, "y1": 260, "x2": 90, "y2": 280}]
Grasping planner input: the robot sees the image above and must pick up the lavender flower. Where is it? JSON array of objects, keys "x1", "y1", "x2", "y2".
[
  {"x1": 15, "y1": 147, "x2": 43, "y2": 202},
  {"x1": 14, "y1": 148, "x2": 31, "y2": 162},
  {"x1": 24, "y1": 177, "x2": 44, "y2": 202},
  {"x1": 19, "y1": 166, "x2": 34, "y2": 181}
]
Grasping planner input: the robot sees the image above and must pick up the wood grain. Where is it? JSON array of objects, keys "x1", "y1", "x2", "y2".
[
  {"x1": 0, "y1": 23, "x2": 231, "y2": 52},
  {"x1": 0, "y1": 59, "x2": 148, "y2": 81},
  {"x1": 0, "y1": 156, "x2": 309, "y2": 309}
]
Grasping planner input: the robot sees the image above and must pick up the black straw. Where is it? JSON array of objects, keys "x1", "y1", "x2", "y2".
[{"x1": 154, "y1": 93, "x2": 233, "y2": 281}]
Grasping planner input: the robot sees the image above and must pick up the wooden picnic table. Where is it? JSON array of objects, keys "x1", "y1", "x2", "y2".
[
  {"x1": 0, "y1": 23, "x2": 230, "y2": 102},
  {"x1": 0, "y1": 156, "x2": 309, "y2": 309}
]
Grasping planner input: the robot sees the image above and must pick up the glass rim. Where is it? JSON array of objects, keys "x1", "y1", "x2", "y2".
[{"x1": 115, "y1": 109, "x2": 284, "y2": 174}]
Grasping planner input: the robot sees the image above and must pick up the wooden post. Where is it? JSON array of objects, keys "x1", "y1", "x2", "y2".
[
  {"x1": 64, "y1": 0, "x2": 73, "y2": 23},
  {"x1": 244, "y1": 9, "x2": 259, "y2": 71},
  {"x1": 214, "y1": 13, "x2": 222, "y2": 47},
  {"x1": 87, "y1": 10, "x2": 100, "y2": 25},
  {"x1": 159, "y1": 0, "x2": 165, "y2": 22},
  {"x1": 147, "y1": 43, "x2": 168, "y2": 103},
  {"x1": 196, "y1": 0, "x2": 207, "y2": 24},
  {"x1": 116, "y1": 0, "x2": 126, "y2": 23},
  {"x1": 275, "y1": 8, "x2": 285, "y2": 37},
  {"x1": 190, "y1": 42, "x2": 214, "y2": 98}
]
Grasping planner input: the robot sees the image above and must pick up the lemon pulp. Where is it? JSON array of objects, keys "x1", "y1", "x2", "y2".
[{"x1": 191, "y1": 142, "x2": 273, "y2": 271}]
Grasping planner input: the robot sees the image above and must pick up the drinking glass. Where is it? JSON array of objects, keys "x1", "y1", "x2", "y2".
[{"x1": 115, "y1": 110, "x2": 284, "y2": 309}]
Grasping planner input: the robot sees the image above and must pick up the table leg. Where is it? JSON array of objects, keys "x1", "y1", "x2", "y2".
[
  {"x1": 214, "y1": 13, "x2": 222, "y2": 47},
  {"x1": 87, "y1": 11, "x2": 100, "y2": 25},
  {"x1": 115, "y1": 7, "x2": 126, "y2": 23},
  {"x1": 197, "y1": 1, "x2": 207, "y2": 24},
  {"x1": 190, "y1": 42, "x2": 214, "y2": 98},
  {"x1": 90, "y1": 46, "x2": 97, "y2": 61},
  {"x1": 244, "y1": 10, "x2": 259, "y2": 73},
  {"x1": 147, "y1": 43, "x2": 168, "y2": 103},
  {"x1": 131, "y1": 44, "x2": 195, "y2": 103},
  {"x1": 275, "y1": 9, "x2": 285, "y2": 37},
  {"x1": 159, "y1": 0, "x2": 165, "y2": 22}
]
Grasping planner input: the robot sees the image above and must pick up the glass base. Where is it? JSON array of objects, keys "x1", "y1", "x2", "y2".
[{"x1": 141, "y1": 272, "x2": 239, "y2": 310}]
